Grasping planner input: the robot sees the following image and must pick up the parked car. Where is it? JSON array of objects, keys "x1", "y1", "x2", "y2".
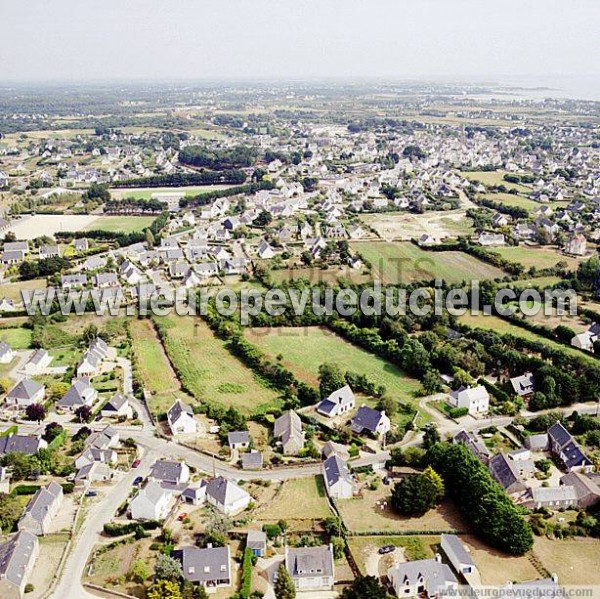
[
  {"x1": 378, "y1": 545, "x2": 395, "y2": 555},
  {"x1": 177, "y1": 512, "x2": 189, "y2": 521},
  {"x1": 133, "y1": 476, "x2": 143, "y2": 486},
  {"x1": 132, "y1": 459, "x2": 141, "y2": 468},
  {"x1": 382, "y1": 476, "x2": 390, "y2": 485},
  {"x1": 85, "y1": 490, "x2": 98, "y2": 497}
]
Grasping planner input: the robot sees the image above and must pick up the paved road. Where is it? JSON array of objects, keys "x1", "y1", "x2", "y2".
[{"x1": 52, "y1": 448, "x2": 158, "y2": 599}]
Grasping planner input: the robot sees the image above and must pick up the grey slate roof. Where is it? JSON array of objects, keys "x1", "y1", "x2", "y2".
[
  {"x1": 323, "y1": 455, "x2": 352, "y2": 487},
  {"x1": 389, "y1": 558, "x2": 457, "y2": 590},
  {"x1": 0, "y1": 530, "x2": 38, "y2": 587},
  {"x1": 351, "y1": 406, "x2": 383, "y2": 434},
  {"x1": 286, "y1": 545, "x2": 334, "y2": 579},
  {"x1": 102, "y1": 393, "x2": 128, "y2": 412},
  {"x1": 150, "y1": 460, "x2": 186, "y2": 482},
  {"x1": 173, "y1": 545, "x2": 230, "y2": 584},
  {"x1": 489, "y1": 453, "x2": 523, "y2": 491},
  {"x1": 441, "y1": 534, "x2": 475, "y2": 567},
  {"x1": 246, "y1": 530, "x2": 267, "y2": 551},
  {"x1": 227, "y1": 431, "x2": 250, "y2": 446},
  {"x1": 0, "y1": 434, "x2": 44, "y2": 456},
  {"x1": 20, "y1": 481, "x2": 62, "y2": 525},
  {"x1": 7, "y1": 379, "x2": 44, "y2": 400}
]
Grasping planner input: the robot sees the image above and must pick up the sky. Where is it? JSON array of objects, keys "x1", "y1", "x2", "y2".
[{"x1": 1, "y1": 0, "x2": 599, "y2": 92}]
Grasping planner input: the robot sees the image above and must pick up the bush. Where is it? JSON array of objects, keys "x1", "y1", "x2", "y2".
[
  {"x1": 24, "y1": 583, "x2": 34, "y2": 593},
  {"x1": 103, "y1": 520, "x2": 161, "y2": 536}
]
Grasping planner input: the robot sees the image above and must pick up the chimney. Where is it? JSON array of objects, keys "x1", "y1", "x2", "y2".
[
  {"x1": 434, "y1": 553, "x2": 442, "y2": 563},
  {"x1": 551, "y1": 573, "x2": 559, "y2": 584},
  {"x1": 207, "y1": 543, "x2": 213, "y2": 549}
]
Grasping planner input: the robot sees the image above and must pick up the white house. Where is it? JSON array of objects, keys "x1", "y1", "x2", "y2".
[
  {"x1": 388, "y1": 556, "x2": 458, "y2": 598},
  {"x1": 350, "y1": 406, "x2": 391, "y2": 437},
  {"x1": 203, "y1": 476, "x2": 251, "y2": 515},
  {"x1": 22, "y1": 350, "x2": 52, "y2": 376},
  {"x1": 448, "y1": 385, "x2": 489, "y2": 416},
  {"x1": 440, "y1": 534, "x2": 478, "y2": 577},
  {"x1": 323, "y1": 455, "x2": 355, "y2": 500},
  {"x1": 0, "y1": 342, "x2": 14, "y2": 364},
  {"x1": 100, "y1": 393, "x2": 133, "y2": 419},
  {"x1": 166, "y1": 399, "x2": 197, "y2": 435},
  {"x1": 5, "y1": 379, "x2": 45, "y2": 409},
  {"x1": 130, "y1": 481, "x2": 174, "y2": 521},
  {"x1": 316, "y1": 385, "x2": 355, "y2": 418},
  {"x1": 57, "y1": 380, "x2": 98, "y2": 412},
  {"x1": 17, "y1": 481, "x2": 63, "y2": 536},
  {"x1": 0, "y1": 530, "x2": 39, "y2": 599},
  {"x1": 284, "y1": 545, "x2": 335, "y2": 592},
  {"x1": 149, "y1": 460, "x2": 190, "y2": 485}
]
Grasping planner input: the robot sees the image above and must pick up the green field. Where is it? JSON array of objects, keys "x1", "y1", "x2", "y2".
[
  {"x1": 245, "y1": 326, "x2": 421, "y2": 403},
  {"x1": 491, "y1": 246, "x2": 583, "y2": 271},
  {"x1": 351, "y1": 241, "x2": 505, "y2": 284},
  {"x1": 109, "y1": 185, "x2": 234, "y2": 200},
  {"x1": 84, "y1": 216, "x2": 156, "y2": 233},
  {"x1": 462, "y1": 170, "x2": 531, "y2": 193},
  {"x1": 482, "y1": 192, "x2": 540, "y2": 212},
  {"x1": 154, "y1": 315, "x2": 281, "y2": 414},
  {"x1": 0, "y1": 327, "x2": 32, "y2": 349},
  {"x1": 459, "y1": 313, "x2": 596, "y2": 362}
]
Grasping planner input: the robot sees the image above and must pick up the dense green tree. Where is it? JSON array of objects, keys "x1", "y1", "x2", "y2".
[
  {"x1": 391, "y1": 474, "x2": 438, "y2": 516},
  {"x1": 339, "y1": 576, "x2": 391, "y2": 599},
  {"x1": 154, "y1": 553, "x2": 183, "y2": 582},
  {"x1": 274, "y1": 563, "x2": 296, "y2": 599},
  {"x1": 318, "y1": 362, "x2": 346, "y2": 398}
]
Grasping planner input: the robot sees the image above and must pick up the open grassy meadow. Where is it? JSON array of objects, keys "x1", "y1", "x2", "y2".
[
  {"x1": 109, "y1": 185, "x2": 234, "y2": 200},
  {"x1": 491, "y1": 246, "x2": 584, "y2": 271},
  {"x1": 84, "y1": 215, "x2": 155, "y2": 233},
  {"x1": 533, "y1": 537, "x2": 600, "y2": 585},
  {"x1": 351, "y1": 241, "x2": 505, "y2": 284},
  {"x1": 245, "y1": 326, "x2": 421, "y2": 402},
  {"x1": 154, "y1": 315, "x2": 281, "y2": 414},
  {"x1": 458, "y1": 312, "x2": 596, "y2": 362},
  {"x1": 482, "y1": 192, "x2": 540, "y2": 212},
  {"x1": 462, "y1": 170, "x2": 532, "y2": 193}
]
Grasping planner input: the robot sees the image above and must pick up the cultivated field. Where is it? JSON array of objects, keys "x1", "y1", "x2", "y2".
[
  {"x1": 510, "y1": 275, "x2": 563, "y2": 288},
  {"x1": 83, "y1": 215, "x2": 155, "y2": 233},
  {"x1": 270, "y1": 265, "x2": 372, "y2": 286},
  {"x1": 0, "y1": 326, "x2": 32, "y2": 349},
  {"x1": 129, "y1": 318, "x2": 191, "y2": 415},
  {"x1": 154, "y1": 315, "x2": 281, "y2": 414},
  {"x1": 350, "y1": 241, "x2": 505, "y2": 284},
  {"x1": 0, "y1": 278, "x2": 46, "y2": 303},
  {"x1": 245, "y1": 326, "x2": 421, "y2": 402},
  {"x1": 362, "y1": 211, "x2": 474, "y2": 242},
  {"x1": 482, "y1": 192, "x2": 540, "y2": 212}
]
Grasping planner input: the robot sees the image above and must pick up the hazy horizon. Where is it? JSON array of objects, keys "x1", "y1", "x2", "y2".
[{"x1": 1, "y1": 0, "x2": 599, "y2": 99}]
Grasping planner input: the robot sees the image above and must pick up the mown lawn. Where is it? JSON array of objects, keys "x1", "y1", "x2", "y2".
[
  {"x1": 246, "y1": 326, "x2": 421, "y2": 403},
  {"x1": 154, "y1": 315, "x2": 281, "y2": 414},
  {"x1": 256, "y1": 476, "x2": 332, "y2": 524},
  {"x1": 350, "y1": 241, "x2": 505, "y2": 284},
  {"x1": 482, "y1": 192, "x2": 540, "y2": 212},
  {"x1": 0, "y1": 327, "x2": 32, "y2": 349},
  {"x1": 85, "y1": 216, "x2": 155, "y2": 234}
]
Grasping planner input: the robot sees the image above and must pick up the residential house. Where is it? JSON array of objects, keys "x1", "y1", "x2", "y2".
[
  {"x1": 149, "y1": 460, "x2": 190, "y2": 485},
  {"x1": 453, "y1": 429, "x2": 491, "y2": 465},
  {"x1": 510, "y1": 372, "x2": 535, "y2": 398},
  {"x1": 167, "y1": 400, "x2": 197, "y2": 435},
  {"x1": 548, "y1": 422, "x2": 593, "y2": 473},
  {"x1": 571, "y1": 323, "x2": 600, "y2": 352},
  {"x1": 284, "y1": 545, "x2": 335, "y2": 592},
  {"x1": 478, "y1": 232, "x2": 506, "y2": 246},
  {"x1": 316, "y1": 385, "x2": 355, "y2": 418},
  {"x1": 524, "y1": 433, "x2": 550, "y2": 452},
  {"x1": 100, "y1": 393, "x2": 133, "y2": 419},
  {"x1": 273, "y1": 410, "x2": 305, "y2": 455},
  {"x1": 17, "y1": 481, "x2": 63, "y2": 536},
  {"x1": 85, "y1": 425, "x2": 120, "y2": 451},
  {"x1": 246, "y1": 530, "x2": 267, "y2": 557},
  {"x1": 227, "y1": 431, "x2": 250, "y2": 451},
  {"x1": 203, "y1": 476, "x2": 251, "y2": 515},
  {"x1": 523, "y1": 485, "x2": 578, "y2": 510},
  {"x1": 321, "y1": 441, "x2": 350, "y2": 461},
  {"x1": 5, "y1": 380, "x2": 45, "y2": 409},
  {"x1": 323, "y1": 455, "x2": 355, "y2": 500},
  {"x1": 38, "y1": 245, "x2": 59, "y2": 260},
  {"x1": 173, "y1": 545, "x2": 231, "y2": 591},
  {"x1": 564, "y1": 234, "x2": 587, "y2": 256},
  {"x1": 57, "y1": 380, "x2": 98, "y2": 412},
  {"x1": 350, "y1": 406, "x2": 391, "y2": 437},
  {"x1": 130, "y1": 481, "x2": 174, "y2": 521},
  {"x1": 22, "y1": 350, "x2": 52, "y2": 376},
  {"x1": 560, "y1": 472, "x2": 600, "y2": 508},
  {"x1": 440, "y1": 534, "x2": 478, "y2": 577},
  {"x1": 61, "y1": 274, "x2": 87, "y2": 290},
  {"x1": 448, "y1": 385, "x2": 489, "y2": 416},
  {"x1": 0, "y1": 530, "x2": 39, "y2": 599},
  {"x1": 0, "y1": 435, "x2": 47, "y2": 456},
  {"x1": 75, "y1": 446, "x2": 117, "y2": 471},
  {"x1": 0, "y1": 342, "x2": 15, "y2": 364},
  {"x1": 92, "y1": 273, "x2": 119, "y2": 288},
  {"x1": 488, "y1": 453, "x2": 527, "y2": 496},
  {"x1": 388, "y1": 556, "x2": 458, "y2": 598},
  {"x1": 241, "y1": 451, "x2": 263, "y2": 471}
]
